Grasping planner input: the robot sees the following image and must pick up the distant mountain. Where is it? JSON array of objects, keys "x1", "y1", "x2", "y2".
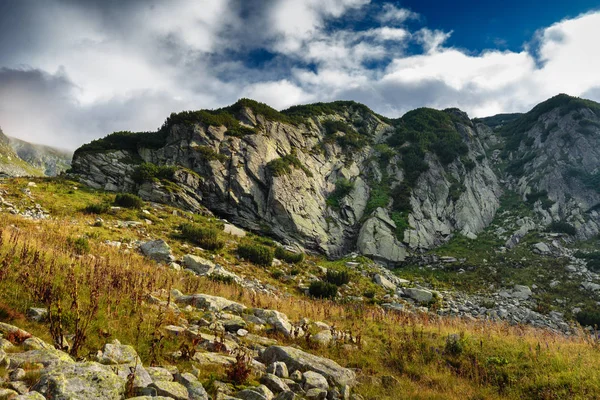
[
  {"x1": 0, "y1": 127, "x2": 43, "y2": 177},
  {"x1": 8, "y1": 136, "x2": 72, "y2": 176}
]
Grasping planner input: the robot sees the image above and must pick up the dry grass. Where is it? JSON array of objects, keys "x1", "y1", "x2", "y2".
[{"x1": 1, "y1": 179, "x2": 600, "y2": 399}]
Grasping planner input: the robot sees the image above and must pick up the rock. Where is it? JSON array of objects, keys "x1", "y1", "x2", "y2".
[
  {"x1": 151, "y1": 381, "x2": 190, "y2": 400},
  {"x1": 22, "y1": 336, "x2": 53, "y2": 351},
  {"x1": 33, "y1": 361, "x2": 125, "y2": 399},
  {"x1": 532, "y1": 242, "x2": 551, "y2": 255},
  {"x1": 261, "y1": 346, "x2": 356, "y2": 387},
  {"x1": 512, "y1": 285, "x2": 532, "y2": 300},
  {"x1": 305, "y1": 388, "x2": 328, "y2": 400},
  {"x1": 403, "y1": 288, "x2": 434, "y2": 303},
  {"x1": 237, "y1": 385, "x2": 274, "y2": 400},
  {"x1": 146, "y1": 367, "x2": 174, "y2": 382},
  {"x1": 267, "y1": 361, "x2": 289, "y2": 378},
  {"x1": 261, "y1": 373, "x2": 291, "y2": 393},
  {"x1": 9, "y1": 368, "x2": 26, "y2": 381},
  {"x1": 14, "y1": 392, "x2": 46, "y2": 400},
  {"x1": 310, "y1": 330, "x2": 333, "y2": 347},
  {"x1": 183, "y1": 254, "x2": 216, "y2": 275},
  {"x1": 357, "y1": 208, "x2": 408, "y2": 265},
  {"x1": 224, "y1": 223, "x2": 246, "y2": 237},
  {"x1": 26, "y1": 308, "x2": 48, "y2": 322},
  {"x1": 9, "y1": 348, "x2": 74, "y2": 368},
  {"x1": 254, "y1": 309, "x2": 293, "y2": 337},
  {"x1": 140, "y1": 239, "x2": 173, "y2": 263},
  {"x1": 175, "y1": 372, "x2": 209, "y2": 400},
  {"x1": 0, "y1": 388, "x2": 19, "y2": 398},
  {"x1": 274, "y1": 392, "x2": 298, "y2": 400},
  {"x1": 290, "y1": 370, "x2": 303, "y2": 381},
  {"x1": 174, "y1": 292, "x2": 246, "y2": 312},
  {"x1": 373, "y1": 274, "x2": 396, "y2": 291},
  {"x1": 303, "y1": 371, "x2": 329, "y2": 391},
  {"x1": 96, "y1": 339, "x2": 152, "y2": 388}
]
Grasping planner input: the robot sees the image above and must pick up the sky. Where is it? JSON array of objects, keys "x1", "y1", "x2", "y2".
[{"x1": 0, "y1": 0, "x2": 600, "y2": 149}]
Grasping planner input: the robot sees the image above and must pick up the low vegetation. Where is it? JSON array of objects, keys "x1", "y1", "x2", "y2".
[
  {"x1": 181, "y1": 223, "x2": 225, "y2": 250},
  {"x1": 114, "y1": 193, "x2": 144, "y2": 209},
  {"x1": 266, "y1": 153, "x2": 313, "y2": 178},
  {"x1": 326, "y1": 178, "x2": 354, "y2": 210},
  {"x1": 132, "y1": 162, "x2": 177, "y2": 184},
  {"x1": 274, "y1": 247, "x2": 304, "y2": 264},
  {"x1": 237, "y1": 243, "x2": 274, "y2": 266}
]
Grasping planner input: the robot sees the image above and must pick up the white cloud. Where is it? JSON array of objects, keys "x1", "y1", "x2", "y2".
[{"x1": 378, "y1": 3, "x2": 419, "y2": 24}]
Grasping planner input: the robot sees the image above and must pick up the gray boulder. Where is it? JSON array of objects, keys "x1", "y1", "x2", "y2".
[
  {"x1": 151, "y1": 381, "x2": 189, "y2": 400},
  {"x1": 403, "y1": 288, "x2": 434, "y2": 303},
  {"x1": 175, "y1": 372, "x2": 209, "y2": 400},
  {"x1": 303, "y1": 371, "x2": 329, "y2": 391},
  {"x1": 140, "y1": 239, "x2": 173, "y2": 263},
  {"x1": 260, "y1": 373, "x2": 291, "y2": 393},
  {"x1": 261, "y1": 346, "x2": 356, "y2": 387}
]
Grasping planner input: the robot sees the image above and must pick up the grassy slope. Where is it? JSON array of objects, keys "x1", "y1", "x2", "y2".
[{"x1": 0, "y1": 178, "x2": 599, "y2": 399}]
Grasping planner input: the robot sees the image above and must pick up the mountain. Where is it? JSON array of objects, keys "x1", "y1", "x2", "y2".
[
  {"x1": 8, "y1": 136, "x2": 72, "y2": 176},
  {"x1": 70, "y1": 94, "x2": 600, "y2": 264},
  {"x1": 71, "y1": 99, "x2": 501, "y2": 265},
  {"x1": 0, "y1": 127, "x2": 43, "y2": 177}
]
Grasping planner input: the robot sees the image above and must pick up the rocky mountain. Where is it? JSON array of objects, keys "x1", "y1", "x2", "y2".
[
  {"x1": 71, "y1": 100, "x2": 501, "y2": 265},
  {"x1": 70, "y1": 94, "x2": 600, "y2": 264},
  {"x1": 0, "y1": 127, "x2": 43, "y2": 177},
  {"x1": 8, "y1": 136, "x2": 72, "y2": 176}
]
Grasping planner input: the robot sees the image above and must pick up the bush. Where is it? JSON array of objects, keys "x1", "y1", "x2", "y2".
[
  {"x1": 132, "y1": 162, "x2": 177, "y2": 184},
  {"x1": 576, "y1": 309, "x2": 600, "y2": 327},
  {"x1": 181, "y1": 223, "x2": 224, "y2": 250},
  {"x1": 266, "y1": 154, "x2": 313, "y2": 178},
  {"x1": 326, "y1": 178, "x2": 354, "y2": 209},
  {"x1": 114, "y1": 193, "x2": 144, "y2": 209},
  {"x1": 69, "y1": 237, "x2": 90, "y2": 255},
  {"x1": 325, "y1": 270, "x2": 350, "y2": 286},
  {"x1": 83, "y1": 202, "x2": 110, "y2": 214},
  {"x1": 274, "y1": 247, "x2": 304, "y2": 264},
  {"x1": 309, "y1": 281, "x2": 338, "y2": 299},
  {"x1": 546, "y1": 221, "x2": 576, "y2": 236},
  {"x1": 237, "y1": 243, "x2": 274, "y2": 266}
]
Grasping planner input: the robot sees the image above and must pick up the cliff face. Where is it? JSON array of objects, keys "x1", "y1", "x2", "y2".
[
  {"x1": 500, "y1": 94, "x2": 600, "y2": 239},
  {"x1": 71, "y1": 100, "x2": 501, "y2": 264}
]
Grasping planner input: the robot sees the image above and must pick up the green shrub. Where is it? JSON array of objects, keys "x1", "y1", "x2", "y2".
[
  {"x1": 132, "y1": 162, "x2": 177, "y2": 184},
  {"x1": 266, "y1": 154, "x2": 313, "y2": 177},
  {"x1": 546, "y1": 221, "x2": 576, "y2": 236},
  {"x1": 194, "y1": 145, "x2": 229, "y2": 162},
  {"x1": 75, "y1": 130, "x2": 168, "y2": 155},
  {"x1": 181, "y1": 223, "x2": 224, "y2": 250},
  {"x1": 114, "y1": 193, "x2": 144, "y2": 209},
  {"x1": 574, "y1": 251, "x2": 600, "y2": 271},
  {"x1": 576, "y1": 309, "x2": 600, "y2": 327},
  {"x1": 325, "y1": 270, "x2": 350, "y2": 286},
  {"x1": 69, "y1": 237, "x2": 90, "y2": 255},
  {"x1": 309, "y1": 281, "x2": 338, "y2": 299},
  {"x1": 83, "y1": 202, "x2": 110, "y2": 214},
  {"x1": 274, "y1": 247, "x2": 304, "y2": 264},
  {"x1": 326, "y1": 178, "x2": 354, "y2": 209},
  {"x1": 237, "y1": 244, "x2": 274, "y2": 266},
  {"x1": 271, "y1": 269, "x2": 284, "y2": 280}
]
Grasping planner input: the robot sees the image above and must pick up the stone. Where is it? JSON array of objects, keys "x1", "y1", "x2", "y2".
[
  {"x1": 174, "y1": 293, "x2": 246, "y2": 312},
  {"x1": 305, "y1": 388, "x2": 328, "y2": 400},
  {"x1": 22, "y1": 337, "x2": 53, "y2": 351},
  {"x1": 146, "y1": 367, "x2": 174, "y2": 382},
  {"x1": 151, "y1": 381, "x2": 190, "y2": 400},
  {"x1": 261, "y1": 346, "x2": 356, "y2": 387},
  {"x1": 373, "y1": 274, "x2": 396, "y2": 291},
  {"x1": 175, "y1": 372, "x2": 209, "y2": 400},
  {"x1": 32, "y1": 361, "x2": 125, "y2": 399},
  {"x1": 403, "y1": 288, "x2": 434, "y2": 303},
  {"x1": 267, "y1": 361, "x2": 289, "y2": 378},
  {"x1": 183, "y1": 254, "x2": 216, "y2": 275},
  {"x1": 512, "y1": 285, "x2": 532, "y2": 300},
  {"x1": 254, "y1": 309, "x2": 293, "y2": 337},
  {"x1": 14, "y1": 392, "x2": 46, "y2": 400},
  {"x1": 237, "y1": 384, "x2": 274, "y2": 400},
  {"x1": 532, "y1": 242, "x2": 551, "y2": 255},
  {"x1": 9, "y1": 348, "x2": 74, "y2": 368},
  {"x1": 310, "y1": 330, "x2": 333, "y2": 346},
  {"x1": 96, "y1": 339, "x2": 152, "y2": 388},
  {"x1": 224, "y1": 223, "x2": 246, "y2": 237},
  {"x1": 0, "y1": 389, "x2": 19, "y2": 398},
  {"x1": 303, "y1": 370, "x2": 329, "y2": 391},
  {"x1": 26, "y1": 308, "x2": 48, "y2": 322},
  {"x1": 140, "y1": 239, "x2": 173, "y2": 263},
  {"x1": 274, "y1": 392, "x2": 298, "y2": 400},
  {"x1": 290, "y1": 370, "x2": 303, "y2": 381},
  {"x1": 9, "y1": 368, "x2": 26, "y2": 381},
  {"x1": 261, "y1": 373, "x2": 291, "y2": 393}
]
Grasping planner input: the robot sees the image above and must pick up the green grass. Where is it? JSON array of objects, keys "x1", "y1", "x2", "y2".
[{"x1": 266, "y1": 154, "x2": 313, "y2": 178}]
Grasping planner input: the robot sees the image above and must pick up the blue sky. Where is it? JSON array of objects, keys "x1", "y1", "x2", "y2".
[{"x1": 0, "y1": 0, "x2": 600, "y2": 148}]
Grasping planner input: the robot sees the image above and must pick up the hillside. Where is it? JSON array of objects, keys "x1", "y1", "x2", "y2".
[
  {"x1": 0, "y1": 177, "x2": 599, "y2": 400},
  {"x1": 0, "y1": 127, "x2": 44, "y2": 177},
  {"x1": 8, "y1": 136, "x2": 72, "y2": 176}
]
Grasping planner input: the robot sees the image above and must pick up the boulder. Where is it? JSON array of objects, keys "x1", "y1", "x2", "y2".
[
  {"x1": 373, "y1": 274, "x2": 396, "y2": 291},
  {"x1": 254, "y1": 309, "x2": 293, "y2": 337},
  {"x1": 305, "y1": 388, "x2": 327, "y2": 400},
  {"x1": 261, "y1": 346, "x2": 356, "y2": 387},
  {"x1": 303, "y1": 371, "x2": 329, "y2": 391},
  {"x1": 183, "y1": 254, "x2": 216, "y2": 275},
  {"x1": 310, "y1": 330, "x2": 333, "y2": 347},
  {"x1": 237, "y1": 384, "x2": 274, "y2": 400},
  {"x1": 174, "y1": 293, "x2": 246, "y2": 312},
  {"x1": 175, "y1": 372, "x2": 209, "y2": 400},
  {"x1": 146, "y1": 367, "x2": 174, "y2": 382},
  {"x1": 140, "y1": 239, "x2": 173, "y2": 263},
  {"x1": 33, "y1": 361, "x2": 125, "y2": 399},
  {"x1": 267, "y1": 361, "x2": 289, "y2": 378},
  {"x1": 532, "y1": 242, "x2": 551, "y2": 255},
  {"x1": 403, "y1": 288, "x2": 434, "y2": 303},
  {"x1": 512, "y1": 285, "x2": 532, "y2": 300},
  {"x1": 151, "y1": 381, "x2": 189, "y2": 400},
  {"x1": 14, "y1": 392, "x2": 46, "y2": 400},
  {"x1": 260, "y1": 373, "x2": 291, "y2": 393}
]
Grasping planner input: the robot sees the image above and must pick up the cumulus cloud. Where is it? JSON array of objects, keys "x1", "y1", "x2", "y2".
[{"x1": 0, "y1": 0, "x2": 599, "y2": 149}]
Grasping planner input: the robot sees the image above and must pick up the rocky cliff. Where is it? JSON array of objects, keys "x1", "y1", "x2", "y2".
[
  {"x1": 71, "y1": 99, "x2": 501, "y2": 264},
  {"x1": 8, "y1": 136, "x2": 72, "y2": 176},
  {"x1": 499, "y1": 94, "x2": 600, "y2": 239}
]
